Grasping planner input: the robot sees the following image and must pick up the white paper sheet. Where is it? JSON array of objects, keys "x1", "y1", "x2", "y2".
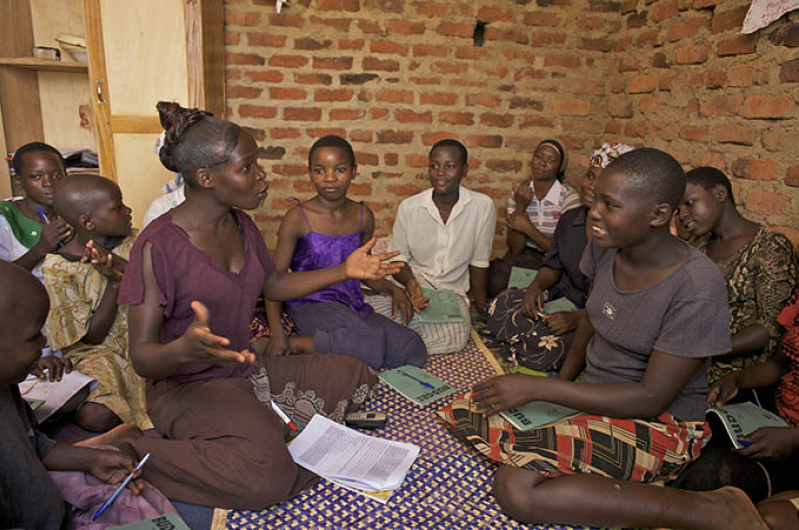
[{"x1": 19, "y1": 370, "x2": 97, "y2": 423}]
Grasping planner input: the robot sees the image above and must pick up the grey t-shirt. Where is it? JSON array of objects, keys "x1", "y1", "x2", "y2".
[{"x1": 580, "y1": 239, "x2": 731, "y2": 422}]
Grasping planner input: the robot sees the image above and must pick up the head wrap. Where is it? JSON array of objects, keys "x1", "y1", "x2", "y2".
[
  {"x1": 536, "y1": 139, "x2": 567, "y2": 181},
  {"x1": 589, "y1": 142, "x2": 635, "y2": 169}
]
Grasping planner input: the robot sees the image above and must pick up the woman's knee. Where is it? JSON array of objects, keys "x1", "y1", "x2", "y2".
[
  {"x1": 75, "y1": 403, "x2": 122, "y2": 432},
  {"x1": 493, "y1": 466, "x2": 548, "y2": 523}
]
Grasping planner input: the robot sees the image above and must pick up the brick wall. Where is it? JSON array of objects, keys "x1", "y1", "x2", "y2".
[{"x1": 223, "y1": 0, "x2": 799, "y2": 250}]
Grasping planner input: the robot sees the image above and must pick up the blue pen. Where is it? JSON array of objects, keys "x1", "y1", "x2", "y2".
[
  {"x1": 92, "y1": 452, "x2": 150, "y2": 521},
  {"x1": 397, "y1": 368, "x2": 435, "y2": 390},
  {"x1": 35, "y1": 205, "x2": 64, "y2": 248},
  {"x1": 737, "y1": 439, "x2": 752, "y2": 447}
]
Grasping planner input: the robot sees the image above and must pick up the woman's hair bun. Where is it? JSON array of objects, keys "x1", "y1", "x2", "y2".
[{"x1": 156, "y1": 101, "x2": 212, "y2": 172}]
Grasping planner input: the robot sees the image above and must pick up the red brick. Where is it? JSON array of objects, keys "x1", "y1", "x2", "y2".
[
  {"x1": 732, "y1": 159, "x2": 780, "y2": 181},
  {"x1": 363, "y1": 57, "x2": 400, "y2": 71},
  {"x1": 786, "y1": 166, "x2": 799, "y2": 187},
  {"x1": 420, "y1": 92, "x2": 458, "y2": 105},
  {"x1": 239, "y1": 105, "x2": 278, "y2": 119},
  {"x1": 294, "y1": 37, "x2": 332, "y2": 50},
  {"x1": 659, "y1": 73, "x2": 680, "y2": 91},
  {"x1": 726, "y1": 64, "x2": 767, "y2": 87},
  {"x1": 680, "y1": 126, "x2": 708, "y2": 142},
  {"x1": 439, "y1": 111, "x2": 474, "y2": 125},
  {"x1": 780, "y1": 59, "x2": 799, "y2": 83},
  {"x1": 371, "y1": 40, "x2": 408, "y2": 56},
  {"x1": 711, "y1": 6, "x2": 747, "y2": 34},
  {"x1": 505, "y1": 135, "x2": 540, "y2": 151},
  {"x1": 666, "y1": 17, "x2": 708, "y2": 41},
  {"x1": 409, "y1": 76, "x2": 440, "y2": 85},
  {"x1": 651, "y1": 0, "x2": 678, "y2": 22},
  {"x1": 577, "y1": 16, "x2": 606, "y2": 30},
  {"x1": 713, "y1": 125, "x2": 756, "y2": 145},
  {"x1": 477, "y1": 6, "x2": 514, "y2": 22},
  {"x1": 317, "y1": 0, "x2": 359, "y2": 11},
  {"x1": 370, "y1": 108, "x2": 389, "y2": 119},
  {"x1": 306, "y1": 128, "x2": 348, "y2": 139},
  {"x1": 226, "y1": 52, "x2": 265, "y2": 66},
  {"x1": 387, "y1": 184, "x2": 423, "y2": 196},
  {"x1": 510, "y1": 97, "x2": 543, "y2": 110},
  {"x1": 502, "y1": 49, "x2": 536, "y2": 64},
  {"x1": 329, "y1": 109, "x2": 364, "y2": 120},
  {"x1": 746, "y1": 188, "x2": 790, "y2": 215},
  {"x1": 629, "y1": 73, "x2": 657, "y2": 93},
  {"x1": 466, "y1": 135, "x2": 503, "y2": 148},
  {"x1": 545, "y1": 55, "x2": 580, "y2": 68},
  {"x1": 486, "y1": 159, "x2": 523, "y2": 173},
  {"x1": 770, "y1": 25, "x2": 799, "y2": 47},
  {"x1": 268, "y1": 14, "x2": 304, "y2": 26},
  {"x1": 313, "y1": 56, "x2": 354, "y2": 70},
  {"x1": 405, "y1": 154, "x2": 429, "y2": 168},
  {"x1": 293, "y1": 73, "x2": 332, "y2": 85},
  {"x1": 579, "y1": 38, "x2": 613, "y2": 52},
  {"x1": 314, "y1": 89, "x2": 354, "y2": 102},
  {"x1": 339, "y1": 38, "x2": 365, "y2": 50},
  {"x1": 693, "y1": 0, "x2": 721, "y2": 7},
  {"x1": 348, "y1": 182, "x2": 373, "y2": 195},
  {"x1": 357, "y1": 19, "x2": 380, "y2": 33},
  {"x1": 387, "y1": 20, "x2": 425, "y2": 35},
  {"x1": 523, "y1": 11, "x2": 561, "y2": 26},
  {"x1": 604, "y1": 120, "x2": 623, "y2": 134},
  {"x1": 700, "y1": 95, "x2": 743, "y2": 116},
  {"x1": 376, "y1": 89, "x2": 414, "y2": 104},
  {"x1": 718, "y1": 35, "x2": 757, "y2": 56},
  {"x1": 247, "y1": 33, "x2": 287, "y2": 47},
  {"x1": 340, "y1": 73, "x2": 379, "y2": 85},
  {"x1": 394, "y1": 109, "x2": 433, "y2": 123},
  {"x1": 625, "y1": 122, "x2": 649, "y2": 138},
  {"x1": 433, "y1": 61, "x2": 469, "y2": 75},
  {"x1": 226, "y1": 86, "x2": 263, "y2": 99},
  {"x1": 376, "y1": 131, "x2": 414, "y2": 144},
  {"x1": 609, "y1": 99, "x2": 633, "y2": 118},
  {"x1": 675, "y1": 43, "x2": 709, "y2": 64},
  {"x1": 742, "y1": 94, "x2": 795, "y2": 119},
  {"x1": 552, "y1": 99, "x2": 590, "y2": 115},
  {"x1": 704, "y1": 70, "x2": 725, "y2": 89},
  {"x1": 761, "y1": 130, "x2": 791, "y2": 152},
  {"x1": 437, "y1": 22, "x2": 473, "y2": 38},
  {"x1": 413, "y1": 44, "x2": 448, "y2": 57},
  {"x1": 635, "y1": 29, "x2": 661, "y2": 47},
  {"x1": 451, "y1": 79, "x2": 486, "y2": 87},
  {"x1": 309, "y1": 16, "x2": 353, "y2": 31},
  {"x1": 224, "y1": 11, "x2": 260, "y2": 26},
  {"x1": 639, "y1": 96, "x2": 662, "y2": 113},
  {"x1": 270, "y1": 127, "x2": 302, "y2": 139},
  {"x1": 421, "y1": 131, "x2": 458, "y2": 145},
  {"x1": 620, "y1": 0, "x2": 638, "y2": 13},
  {"x1": 243, "y1": 127, "x2": 266, "y2": 142},
  {"x1": 565, "y1": 118, "x2": 604, "y2": 134},
  {"x1": 466, "y1": 93, "x2": 502, "y2": 108},
  {"x1": 626, "y1": 11, "x2": 647, "y2": 29},
  {"x1": 348, "y1": 130, "x2": 372, "y2": 142},
  {"x1": 480, "y1": 113, "x2": 514, "y2": 128},
  {"x1": 284, "y1": 107, "x2": 322, "y2": 121},
  {"x1": 456, "y1": 47, "x2": 493, "y2": 60},
  {"x1": 418, "y1": 1, "x2": 449, "y2": 17},
  {"x1": 272, "y1": 164, "x2": 306, "y2": 176},
  {"x1": 225, "y1": 31, "x2": 241, "y2": 46},
  {"x1": 530, "y1": 32, "x2": 567, "y2": 46},
  {"x1": 383, "y1": 153, "x2": 398, "y2": 166},
  {"x1": 269, "y1": 87, "x2": 306, "y2": 100},
  {"x1": 225, "y1": 69, "x2": 242, "y2": 81},
  {"x1": 485, "y1": 27, "x2": 529, "y2": 45},
  {"x1": 268, "y1": 55, "x2": 308, "y2": 67},
  {"x1": 247, "y1": 71, "x2": 284, "y2": 83},
  {"x1": 514, "y1": 67, "x2": 547, "y2": 81}
]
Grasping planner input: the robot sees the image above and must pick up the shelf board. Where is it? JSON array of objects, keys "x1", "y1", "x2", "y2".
[{"x1": 0, "y1": 57, "x2": 88, "y2": 72}]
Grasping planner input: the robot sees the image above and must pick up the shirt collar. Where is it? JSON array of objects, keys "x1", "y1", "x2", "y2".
[
  {"x1": 529, "y1": 179, "x2": 563, "y2": 205},
  {"x1": 422, "y1": 186, "x2": 471, "y2": 224}
]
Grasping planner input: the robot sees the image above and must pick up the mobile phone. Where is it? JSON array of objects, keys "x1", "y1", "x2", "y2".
[{"x1": 344, "y1": 411, "x2": 387, "y2": 429}]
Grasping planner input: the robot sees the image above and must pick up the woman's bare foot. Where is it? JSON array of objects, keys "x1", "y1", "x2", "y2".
[
  {"x1": 701, "y1": 487, "x2": 770, "y2": 530},
  {"x1": 76, "y1": 422, "x2": 143, "y2": 449}
]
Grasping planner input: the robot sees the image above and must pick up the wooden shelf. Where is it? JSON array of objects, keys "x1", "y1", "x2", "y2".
[{"x1": 0, "y1": 57, "x2": 87, "y2": 72}]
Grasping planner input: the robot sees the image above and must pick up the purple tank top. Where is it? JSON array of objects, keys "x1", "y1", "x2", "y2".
[{"x1": 284, "y1": 200, "x2": 373, "y2": 318}]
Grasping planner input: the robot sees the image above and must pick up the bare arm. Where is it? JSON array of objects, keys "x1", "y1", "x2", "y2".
[
  {"x1": 13, "y1": 218, "x2": 73, "y2": 271},
  {"x1": 469, "y1": 265, "x2": 489, "y2": 314},
  {"x1": 556, "y1": 310, "x2": 594, "y2": 381},
  {"x1": 83, "y1": 282, "x2": 120, "y2": 344},
  {"x1": 506, "y1": 212, "x2": 551, "y2": 253}
]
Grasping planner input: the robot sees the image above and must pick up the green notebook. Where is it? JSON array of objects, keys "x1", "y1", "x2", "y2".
[
  {"x1": 500, "y1": 401, "x2": 579, "y2": 431},
  {"x1": 539, "y1": 296, "x2": 578, "y2": 315},
  {"x1": 419, "y1": 288, "x2": 463, "y2": 323},
  {"x1": 111, "y1": 513, "x2": 190, "y2": 530},
  {"x1": 507, "y1": 267, "x2": 538, "y2": 289},
  {"x1": 380, "y1": 365, "x2": 456, "y2": 406}
]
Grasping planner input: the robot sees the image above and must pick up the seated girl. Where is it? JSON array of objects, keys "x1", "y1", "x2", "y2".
[
  {"x1": 486, "y1": 142, "x2": 633, "y2": 371},
  {"x1": 117, "y1": 104, "x2": 398, "y2": 510},
  {"x1": 680, "y1": 167, "x2": 799, "y2": 384},
  {"x1": 438, "y1": 149, "x2": 766, "y2": 529},
  {"x1": 487, "y1": 139, "x2": 581, "y2": 297},
  {"x1": 265, "y1": 135, "x2": 427, "y2": 370}
]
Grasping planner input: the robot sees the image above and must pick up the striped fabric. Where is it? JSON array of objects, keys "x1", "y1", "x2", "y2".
[
  {"x1": 506, "y1": 181, "x2": 581, "y2": 251},
  {"x1": 438, "y1": 392, "x2": 710, "y2": 483}
]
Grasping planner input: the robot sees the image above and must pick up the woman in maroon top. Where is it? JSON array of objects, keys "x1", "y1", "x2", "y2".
[{"x1": 116, "y1": 102, "x2": 400, "y2": 509}]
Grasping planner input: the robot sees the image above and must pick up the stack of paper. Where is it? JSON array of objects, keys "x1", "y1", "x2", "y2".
[
  {"x1": 19, "y1": 370, "x2": 97, "y2": 423},
  {"x1": 288, "y1": 415, "x2": 419, "y2": 494}
]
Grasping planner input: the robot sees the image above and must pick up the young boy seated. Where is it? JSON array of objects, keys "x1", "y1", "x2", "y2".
[
  {"x1": 369, "y1": 139, "x2": 496, "y2": 355},
  {"x1": 0, "y1": 260, "x2": 145, "y2": 530},
  {"x1": 42, "y1": 174, "x2": 150, "y2": 432}
]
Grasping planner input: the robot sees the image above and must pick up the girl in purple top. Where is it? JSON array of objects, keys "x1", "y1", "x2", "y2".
[
  {"x1": 266, "y1": 135, "x2": 427, "y2": 369},
  {"x1": 115, "y1": 103, "x2": 401, "y2": 510}
]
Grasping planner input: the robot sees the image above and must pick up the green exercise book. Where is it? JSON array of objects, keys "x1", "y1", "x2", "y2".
[
  {"x1": 380, "y1": 365, "x2": 456, "y2": 406},
  {"x1": 539, "y1": 296, "x2": 578, "y2": 315},
  {"x1": 419, "y1": 288, "x2": 463, "y2": 323},
  {"x1": 507, "y1": 267, "x2": 538, "y2": 289},
  {"x1": 111, "y1": 513, "x2": 190, "y2": 530},
  {"x1": 706, "y1": 401, "x2": 788, "y2": 449},
  {"x1": 500, "y1": 401, "x2": 579, "y2": 431},
  {"x1": 23, "y1": 397, "x2": 45, "y2": 411}
]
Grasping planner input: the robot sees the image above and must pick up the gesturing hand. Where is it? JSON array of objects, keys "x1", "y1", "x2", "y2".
[
  {"x1": 183, "y1": 301, "x2": 255, "y2": 367},
  {"x1": 405, "y1": 278, "x2": 430, "y2": 313},
  {"x1": 82, "y1": 240, "x2": 127, "y2": 283},
  {"x1": 472, "y1": 374, "x2": 537, "y2": 415},
  {"x1": 345, "y1": 236, "x2": 405, "y2": 280},
  {"x1": 513, "y1": 181, "x2": 534, "y2": 211}
]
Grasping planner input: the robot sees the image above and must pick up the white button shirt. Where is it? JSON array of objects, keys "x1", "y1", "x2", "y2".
[{"x1": 390, "y1": 186, "x2": 496, "y2": 296}]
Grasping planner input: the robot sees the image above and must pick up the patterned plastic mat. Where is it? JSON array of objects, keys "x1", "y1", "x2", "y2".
[{"x1": 218, "y1": 331, "x2": 593, "y2": 530}]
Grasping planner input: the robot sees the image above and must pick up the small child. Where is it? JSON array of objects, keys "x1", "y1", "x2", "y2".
[
  {"x1": 1, "y1": 142, "x2": 73, "y2": 281},
  {"x1": 439, "y1": 149, "x2": 769, "y2": 529},
  {"x1": 0, "y1": 260, "x2": 146, "y2": 530},
  {"x1": 369, "y1": 139, "x2": 496, "y2": 355},
  {"x1": 266, "y1": 135, "x2": 427, "y2": 369},
  {"x1": 42, "y1": 174, "x2": 150, "y2": 432}
]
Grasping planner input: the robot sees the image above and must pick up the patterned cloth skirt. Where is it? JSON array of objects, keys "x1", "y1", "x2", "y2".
[
  {"x1": 438, "y1": 392, "x2": 710, "y2": 483},
  {"x1": 249, "y1": 295, "x2": 296, "y2": 341},
  {"x1": 487, "y1": 289, "x2": 574, "y2": 371}
]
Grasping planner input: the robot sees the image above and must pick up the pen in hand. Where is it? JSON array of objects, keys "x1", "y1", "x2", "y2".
[
  {"x1": 35, "y1": 205, "x2": 64, "y2": 249},
  {"x1": 92, "y1": 452, "x2": 151, "y2": 521}
]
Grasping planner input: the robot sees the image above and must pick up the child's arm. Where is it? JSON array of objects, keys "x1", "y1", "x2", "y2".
[
  {"x1": 475, "y1": 348, "x2": 704, "y2": 419},
  {"x1": 128, "y1": 243, "x2": 254, "y2": 380},
  {"x1": 81, "y1": 242, "x2": 127, "y2": 345},
  {"x1": 707, "y1": 352, "x2": 788, "y2": 407},
  {"x1": 468, "y1": 265, "x2": 489, "y2": 314},
  {"x1": 41, "y1": 443, "x2": 144, "y2": 494},
  {"x1": 12, "y1": 217, "x2": 73, "y2": 271}
]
